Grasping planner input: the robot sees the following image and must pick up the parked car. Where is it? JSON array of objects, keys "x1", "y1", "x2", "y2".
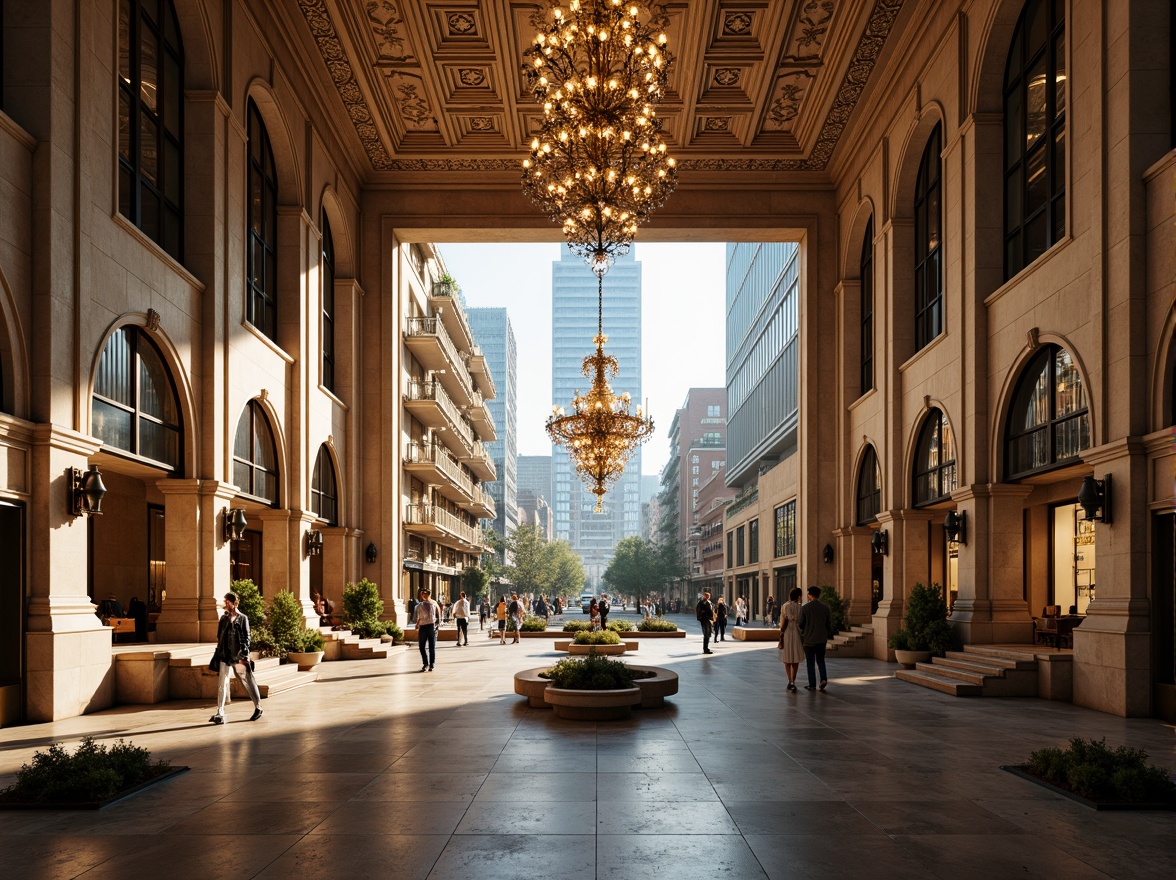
[{"x1": 580, "y1": 593, "x2": 595, "y2": 614}]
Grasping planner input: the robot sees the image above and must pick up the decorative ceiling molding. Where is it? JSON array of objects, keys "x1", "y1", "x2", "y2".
[{"x1": 297, "y1": 0, "x2": 906, "y2": 174}]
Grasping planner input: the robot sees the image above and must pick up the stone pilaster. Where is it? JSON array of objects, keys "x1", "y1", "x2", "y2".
[
  {"x1": 1073, "y1": 439, "x2": 1152, "y2": 717},
  {"x1": 25, "y1": 426, "x2": 112, "y2": 721},
  {"x1": 834, "y1": 525, "x2": 875, "y2": 624}
]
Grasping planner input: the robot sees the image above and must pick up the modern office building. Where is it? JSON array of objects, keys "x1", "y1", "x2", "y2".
[
  {"x1": 659, "y1": 388, "x2": 728, "y2": 558},
  {"x1": 466, "y1": 307, "x2": 518, "y2": 543},
  {"x1": 551, "y1": 246, "x2": 643, "y2": 586},
  {"x1": 516, "y1": 455, "x2": 553, "y2": 515},
  {"x1": 0, "y1": 0, "x2": 1170, "y2": 726},
  {"x1": 721, "y1": 245, "x2": 801, "y2": 616}
]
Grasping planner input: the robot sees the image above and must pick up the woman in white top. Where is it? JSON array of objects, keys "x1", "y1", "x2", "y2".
[{"x1": 778, "y1": 587, "x2": 805, "y2": 692}]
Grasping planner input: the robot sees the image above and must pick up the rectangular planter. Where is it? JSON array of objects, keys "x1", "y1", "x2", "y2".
[
  {"x1": 628, "y1": 630, "x2": 686, "y2": 638},
  {"x1": 0, "y1": 766, "x2": 190, "y2": 811},
  {"x1": 1000, "y1": 766, "x2": 1176, "y2": 811}
]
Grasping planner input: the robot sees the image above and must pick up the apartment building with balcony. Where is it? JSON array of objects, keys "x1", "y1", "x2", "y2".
[{"x1": 401, "y1": 254, "x2": 497, "y2": 603}]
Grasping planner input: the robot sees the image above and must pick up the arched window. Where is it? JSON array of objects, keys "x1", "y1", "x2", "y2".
[
  {"x1": 117, "y1": 0, "x2": 184, "y2": 260},
  {"x1": 913, "y1": 408, "x2": 957, "y2": 506},
  {"x1": 311, "y1": 445, "x2": 338, "y2": 525},
  {"x1": 1006, "y1": 344, "x2": 1089, "y2": 478},
  {"x1": 860, "y1": 216, "x2": 874, "y2": 396},
  {"x1": 92, "y1": 327, "x2": 181, "y2": 469},
  {"x1": 856, "y1": 446, "x2": 882, "y2": 525},
  {"x1": 1003, "y1": 0, "x2": 1065, "y2": 279},
  {"x1": 914, "y1": 125, "x2": 943, "y2": 351},
  {"x1": 322, "y1": 214, "x2": 336, "y2": 393},
  {"x1": 246, "y1": 100, "x2": 278, "y2": 341},
  {"x1": 233, "y1": 401, "x2": 279, "y2": 504}
]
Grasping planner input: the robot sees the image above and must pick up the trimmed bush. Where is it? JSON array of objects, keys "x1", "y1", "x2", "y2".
[
  {"x1": 384, "y1": 622, "x2": 404, "y2": 642},
  {"x1": 562, "y1": 620, "x2": 592, "y2": 632},
  {"x1": 604, "y1": 619, "x2": 633, "y2": 633},
  {"x1": 0, "y1": 737, "x2": 170, "y2": 804},
  {"x1": 268, "y1": 589, "x2": 305, "y2": 658},
  {"x1": 250, "y1": 624, "x2": 278, "y2": 658},
  {"x1": 342, "y1": 578, "x2": 385, "y2": 638},
  {"x1": 819, "y1": 586, "x2": 848, "y2": 635},
  {"x1": 520, "y1": 615, "x2": 549, "y2": 632},
  {"x1": 231, "y1": 579, "x2": 266, "y2": 628},
  {"x1": 541, "y1": 655, "x2": 635, "y2": 690},
  {"x1": 1025, "y1": 738, "x2": 1175, "y2": 803},
  {"x1": 573, "y1": 629, "x2": 621, "y2": 645},
  {"x1": 888, "y1": 583, "x2": 957, "y2": 655},
  {"x1": 636, "y1": 616, "x2": 678, "y2": 632}
]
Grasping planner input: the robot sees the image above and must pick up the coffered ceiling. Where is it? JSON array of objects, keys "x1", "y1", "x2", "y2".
[{"x1": 293, "y1": 0, "x2": 906, "y2": 174}]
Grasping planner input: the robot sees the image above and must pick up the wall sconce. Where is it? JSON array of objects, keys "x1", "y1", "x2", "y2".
[
  {"x1": 69, "y1": 464, "x2": 108, "y2": 517},
  {"x1": 1077, "y1": 474, "x2": 1112, "y2": 523},
  {"x1": 305, "y1": 528, "x2": 324, "y2": 557},
  {"x1": 366, "y1": 542, "x2": 378, "y2": 564},
  {"x1": 822, "y1": 543, "x2": 834, "y2": 564},
  {"x1": 870, "y1": 529, "x2": 888, "y2": 556},
  {"x1": 944, "y1": 509, "x2": 967, "y2": 545},
  {"x1": 223, "y1": 508, "x2": 248, "y2": 543}
]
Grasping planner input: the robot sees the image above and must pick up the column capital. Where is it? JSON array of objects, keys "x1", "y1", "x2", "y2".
[
  {"x1": 31, "y1": 424, "x2": 101, "y2": 457},
  {"x1": 984, "y1": 482, "x2": 1035, "y2": 500},
  {"x1": 1083, "y1": 436, "x2": 1148, "y2": 468}
]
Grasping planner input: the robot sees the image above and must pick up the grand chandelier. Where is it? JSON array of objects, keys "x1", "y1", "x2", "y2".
[
  {"x1": 521, "y1": 0, "x2": 678, "y2": 276},
  {"x1": 546, "y1": 275, "x2": 654, "y2": 512}
]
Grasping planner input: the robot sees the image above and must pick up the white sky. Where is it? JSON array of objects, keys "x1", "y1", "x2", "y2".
[{"x1": 436, "y1": 242, "x2": 728, "y2": 474}]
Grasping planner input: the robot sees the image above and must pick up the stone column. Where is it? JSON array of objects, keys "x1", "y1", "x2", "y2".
[
  {"x1": 258, "y1": 508, "x2": 294, "y2": 598},
  {"x1": 835, "y1": 525, "x2": 874, "y2": 624},
  {"x1": 870, "y1": 511, "x2": 901, "y2": 658},
  {"x1": 25, "y1": 427, "x2": 113, "y2": 721},
  {"x1": 154, "y1": 480, "x2": 236, "y2": 643},
  {"x1": 947, "y1": 484, "x2": 991, "y2": 643},
  {"x1": 985, "y1": 483, "x2": 1035, "y2": 643},
  {"x1": 1073, "y1": 439, "x2": 1151, "y2": 716}
]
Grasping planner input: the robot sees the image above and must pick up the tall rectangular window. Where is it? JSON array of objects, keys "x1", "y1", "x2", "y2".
[
  {"x1": 860, "y1": 217, "x2": 874, "y2": 395},
  {"x1": 736, "y1": 525, "x2": 745, "y2": 567},
  {"x1": 749, "y1": 519, "x2": 759, "y2": 564},
  {"x1": 726, "y1": 530, "x2": 733, "y2": 568},
  {"x1": 775, "y1": 501, "x2": 796, "y2": 557}
]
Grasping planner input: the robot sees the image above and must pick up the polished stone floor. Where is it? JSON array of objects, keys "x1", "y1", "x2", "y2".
[{"x1": 1, "y1": 613, "x2": 1173, "y2": 880}]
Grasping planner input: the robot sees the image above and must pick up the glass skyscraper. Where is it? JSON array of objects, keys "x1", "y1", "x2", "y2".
[
  {"x1": 466, "y1": 307, "x2": 518, "y2": 540},
  {"x1": 725, "y1": 243, "x2": 800, "y2": 486},
  {"x1": 552, "y1": 246, "x2": 643, "y2": 588}
]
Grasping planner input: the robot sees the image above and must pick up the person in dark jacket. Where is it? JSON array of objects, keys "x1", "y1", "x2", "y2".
[
  {"x1": 797, "y1": 585, "x2": 832, "y2": 691},
  {"x1": 696, "y1": 591, "x2": 715, "y2": 654},
  {"x1": 714, "y1": 597, "x2": 729, "y2": 641},
  {"x1": 209, "y1": 591, "x2": 262, "y2": 724}
]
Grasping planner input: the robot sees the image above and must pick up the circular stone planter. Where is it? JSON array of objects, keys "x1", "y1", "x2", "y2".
[
  {"x1": 513, "y1": 666, "x2": 678, "y2": 711},
  {"x1": 544, "y1": 685, "x2": 641, "y2": 720},
  {"x1": 553, "y1": 640, "x2": 637, "y2": 655},
  {"x1": 287, "y1": 650, "x2": 325, "y2": 671},
  {"x1": 893, "y1": 649, "x2": 932, "y2": 669}
]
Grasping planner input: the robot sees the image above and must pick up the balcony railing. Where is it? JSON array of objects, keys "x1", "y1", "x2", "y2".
[
  {"x1": 405, "y1": 316, "x2": 474, "y2": 392},
  {"x1": 405, "y1": 503, "x2": 480, "y2": 546},
  {"x1": 404, "y1": 380, "x2": 474, "y2": 451},
  {"x1": 466, "y1": 441, "x2": 497, "y2": 479},
  {"x1": 404, "y1": 441, "x2": 473, "y2": 497}
]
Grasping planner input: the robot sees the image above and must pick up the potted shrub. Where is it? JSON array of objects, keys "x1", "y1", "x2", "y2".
[
  {"x1": 287, "y1": 628, "x2": 326, "y2": 670},
  {"x1": 521, "y1": 615, "x2": 549, "y2": 632},
  {"x1": 573, "y1": 629, "x2": 621, "y2": 646},
  {"x1": 888, "y1": 582, "x2": 957, "y2": 667},
  {"x1": 342, "y1": 578, "x2": 386, "y2": 638}
]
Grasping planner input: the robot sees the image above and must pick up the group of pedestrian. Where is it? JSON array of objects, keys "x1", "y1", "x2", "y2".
[{"x1": 696, "y1": 585, "x2": 833, "y2": 692}]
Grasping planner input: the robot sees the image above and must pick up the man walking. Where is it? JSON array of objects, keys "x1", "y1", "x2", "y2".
[
  {"x1": 507, "y1": 592, "x2": 522, "y2": 644},
  {"x1": 797, "y1": 585, "x2": 832, "y2": 690},
  {"x1": 414, "y1": 588, "x2": 440, "y2": 671},
  {"x1": 696, "y1": 591, "x2": 715, "y2": 654},
  {"x1": 452, "y1": 591, "x2": 471, "y2": 646},
  {"x1": 209, "y1": 591, "x2": 263, "y2": 724},
  {"x1": 599, "y1": 593, "x2": 611, "y2": 629}
]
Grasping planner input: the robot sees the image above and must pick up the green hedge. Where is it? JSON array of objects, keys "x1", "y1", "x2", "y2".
[
  {"x1": 541, "y1": 656, "x2": 634, "y2": 690},
  {"x1": 1026, "y1": 738, "x2": 1175, "y2": 803},
  {"x1": 604, "y1": 619, "x2": 633, "y2": 632},
  {"x1": 0, "y1": 737, "x2": 170, "y2": 804},
  {"x1": 573, "y1": 629, "x2": 621, "y2": 645},
  {"x1": 636, "y1": 616, "x2": 678, "y2": 632},
  {"x1": 562, "y1": 620, "x2": 592, "y2": 632},
  {"x1": 520, "y1": 615, "x2": 549, "y2": 632}
]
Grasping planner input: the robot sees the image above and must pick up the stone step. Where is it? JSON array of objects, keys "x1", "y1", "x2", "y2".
[
  {"x1": 914, "y1": 661, "x2": 988, "y2": 686},
  {"x1": 341, "y1": 638, "x2": 391, "y2": 660},
  {"x1": 936, "y1": 655, "x2": 1016, "y2": 675},
  {"x1": 895, "y1": 667, "x2": 982, "y2": 696},
  {"x1": 851, "y1": 624, "x2": 874, "y2": 634},
  {"x1": 234, "y1": 664, "x2": 318, "y2": 699},
  {"x1": 943, "y1": 650, "x2": 1020, "y2": 670},
  {"x1": 961, "y1": 645, "x2": 1038, "y2": 670}
]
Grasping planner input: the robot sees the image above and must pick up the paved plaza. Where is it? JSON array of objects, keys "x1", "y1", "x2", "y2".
[{"x1": 1, "y1": 615, "x2": 1172, "y2": 880}]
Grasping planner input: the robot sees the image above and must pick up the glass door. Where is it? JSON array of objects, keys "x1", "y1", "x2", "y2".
[{"x1": 1051, "y1": 503, "x2": 1095, "y2": 615}]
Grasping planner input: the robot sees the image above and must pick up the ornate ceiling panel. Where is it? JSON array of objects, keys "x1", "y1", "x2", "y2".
[{"x1": 296, "y1": 0, "x2": 906, "y2": 173}]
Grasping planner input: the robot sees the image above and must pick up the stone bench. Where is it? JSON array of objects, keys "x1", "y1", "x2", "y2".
[{"x1": 732, "y1": 626, "x2": 780, "y2": 641}]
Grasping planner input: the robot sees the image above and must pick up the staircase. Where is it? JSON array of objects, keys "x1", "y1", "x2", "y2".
[
  {"x1": 167, "y1": 648, "x2": 319, "y2": 700},
  {"x1": 340, "y1": 634, "x2": 394, "y2": 660},
  {"x1": 895, "y1": 645, "x2": 1039, "y2": 697},
  {"x1": 827, "y1": 625, "x2": 873, "y2": 657}
]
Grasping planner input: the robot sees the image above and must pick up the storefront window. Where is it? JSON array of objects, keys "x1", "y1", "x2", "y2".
[
  {"x1": 1006, "y1": 344, "x2": 1089, "y2": 478},
  {"x1": 913, "y1": 408, "x2": 956, "y2": 506},
  {"x1": 1051, "y1": 503, "x2": 1095, "y2": 614}
]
